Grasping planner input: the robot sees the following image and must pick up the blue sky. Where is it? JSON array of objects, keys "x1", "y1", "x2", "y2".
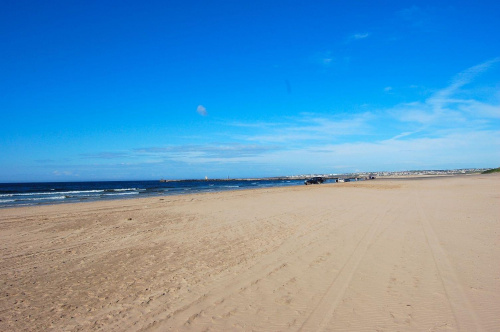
[{"x1": 1, "y1": 1, "x2": 499, "y2": 182}]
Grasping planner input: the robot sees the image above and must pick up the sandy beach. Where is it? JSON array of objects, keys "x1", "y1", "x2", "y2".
[{"x1": 1, "y1": 174, "x2": 499, "y2": 331}]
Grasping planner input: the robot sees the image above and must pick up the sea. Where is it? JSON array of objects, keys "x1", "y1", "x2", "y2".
[{"x1": 0, "y1": 179, "x2": 306, "y2": 208}]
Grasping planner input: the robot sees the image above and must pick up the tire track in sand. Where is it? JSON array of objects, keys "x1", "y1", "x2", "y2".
[
  {"x1": 143, "y1": 208, "x2": 358, "y2": 331},
  {"x1": 416, "y1": 194, "x2": 484, "y2": 332},
  {"x1": 298, "y1": 203, "x2": 392, "y2": 332}
]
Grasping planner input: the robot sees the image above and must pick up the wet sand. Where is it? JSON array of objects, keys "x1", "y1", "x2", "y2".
[{"x1": 1, "y1": 174, "x2": 499, "y2": 331}]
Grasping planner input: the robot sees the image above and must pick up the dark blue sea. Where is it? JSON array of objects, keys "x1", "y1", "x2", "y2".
[{"x1": 0, "y1": 179, "x2": 306, "y2": 208}]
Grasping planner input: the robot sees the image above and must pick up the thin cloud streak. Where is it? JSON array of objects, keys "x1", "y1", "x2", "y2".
[
  {"x1": 241, "y1": 113, "x2": 374, "y2": 143},
  {"x1": 393, "y1": 58, "x2": 500, "y2": 126},
  {"x1": 429, "y1": 57, "x2": 500, "y2": 111},
  {"x1": 350, "y1": 32, "x2": 371, "y2": 40}
]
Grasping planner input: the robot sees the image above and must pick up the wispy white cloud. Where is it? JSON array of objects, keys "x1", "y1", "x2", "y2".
[
  {"x1": 242, "y1": 112, "x2": 374, "y2": 143},
  {"x1": 431, "y1": 57, "x2": 500, "y2": 103},
  {"x1": 225, "y1": 120, "x2": 285, "y2": 129},
  {"x1": 312, "y1": 51, "x2": 335, "y2": 67},
  {"x1": 350, "y1": 32, "x2": 371, "y2": 40},
  {"x1": 322, "y1": 57, "x2": 333, "y2": 65},
  {"x1": 393, "y1": 58, "x2": 500, "y2": 126},
  {"x1": 388, "y1": 131, "x2": 420, "y2": 140},
  {"x1": 134, "y1": 143, "x2": 278, "y2": 160},
  {"x1": 456, "y1": 100, "x2": 500, "y2": 119}
]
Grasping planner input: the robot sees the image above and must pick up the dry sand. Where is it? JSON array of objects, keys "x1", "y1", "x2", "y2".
[{"x1": 1, "y1": 174, "x2": 499, "y2": 331}]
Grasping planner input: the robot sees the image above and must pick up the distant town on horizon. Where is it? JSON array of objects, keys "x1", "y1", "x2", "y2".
[{"x1": 166, "y1": 167, "x2": 497, "y2": 182}]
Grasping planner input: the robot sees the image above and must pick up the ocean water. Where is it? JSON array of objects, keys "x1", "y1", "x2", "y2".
[{"x1": 0, "y1": 179, "x2": 306, "y2": 208}]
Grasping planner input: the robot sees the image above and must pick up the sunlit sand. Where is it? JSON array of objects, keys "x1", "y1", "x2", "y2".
[{"x1": 1, "y1": 174, "x2": 499, "y2": 331}]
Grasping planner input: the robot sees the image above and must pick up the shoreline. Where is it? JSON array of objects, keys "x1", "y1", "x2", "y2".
[
  {"x1": 0, "y1": 178, "x2": 306, "y2": 210},
  {"x1": 1, "y1": 174, "x2": 499, "y2": 331},
  {"x1": 0, "y1": 173, "x2": 480, "y2": 211}
]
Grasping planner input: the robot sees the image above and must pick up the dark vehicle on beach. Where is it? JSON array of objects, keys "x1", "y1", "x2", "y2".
[{"x1": 304, "y1": 177, "x2": 324, "y2": 185}]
